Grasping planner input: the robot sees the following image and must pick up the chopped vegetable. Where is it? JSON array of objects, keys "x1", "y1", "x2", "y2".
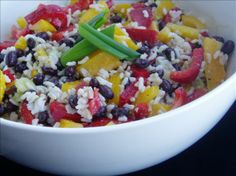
[
  {"x1": 113, "y1": 4, "x2": 131, "y2": 16},
  {"x1": 15, "y1": 78, "x2": 36, "y2": 93},
  {"x1": 31, "y1": 19, "x2": 57, "y2": 33},
  {"x1": 172, "y1": 87, "x2": 187, "y2": 109},
  {"x1": 108, "y1": 73, "x2": 121, "y2": 105},
  {"x1": 151, "y1": 103, "x2": 171, "y2": 115},
  {"x1": 182, "y1": 15, "x2": 206, "y2": 29},
  {"x1": 61, "y1": 81, "x2": 80, "y2": 92},
  {"x1": 135, "y1": 86, "x2": 159, "y2": 105},
  {"x1": 15, "y1": 36, "x2": 27, "y2": 50},
  {"x1": 20, "y1": 101, "x2": 34, "y2": 124},
  {"x1": 119, "y1": 82, "x2": 138, "y2": 106},
  {"x1": 17, "y1": 17, "x2": 28, "y2": 29},
  {"x1": 158, "y1": 26, "x2": 172, "y2": 43},
  {"x1": 155, "y1": 0, "x2": 175, "y2": 19},
  {"x1": 0, "y1": 70, "x2": 6, "y2": 103},
  {"x1": 60, "y1": 119, "x2": 83, "y2": 128}
]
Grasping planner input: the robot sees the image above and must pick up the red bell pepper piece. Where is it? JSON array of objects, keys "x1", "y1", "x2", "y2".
[
  {"x1": 88, "y1": 89, "x2": 101, "y2": 115},
  {"x1": 50, "y1": 101, "x2": 81, "y2": 122},
  {"x1": 126, "y1": 28, "x2": 158, "y2": 46},
  {"x1": 186, "y1": 88, "x2": 206, "y2": 103},
  {"x1": 170, "y1": 48, "x2": 204, "y2": 84},
  {"x1": 25, "y1": 4, "x2": 67, "y2": 30},
  {"x1": 87, "y1": 118, "x2": 112, "y2": 127},
  {"x1": 129, "y1": 5, "x2": 153, "y2": 28},
  {"x1": 134, "y1": 103, "x2": 149, "y2": 119},
  {"x1": 131, "y1": 65, "x2": 150, "y2": 79},
  {"x1": 20, "y1": 101, "x2": 34, "y2": 124},
  {"x1": 3, "y1": 69, "x2": 15, "y2": 86},
  {"x1": 0, "y1": 41, "x2": 15, "y2": 52},
  {"x1": 52, "y1": 24, "x2": 75, "y2": 41},
  {"x1": 119, "y1": 82, "x2": 139, "y2": 106},
  {"x1": 172, "y1": 87, "x2": 187, "y2": 109}
]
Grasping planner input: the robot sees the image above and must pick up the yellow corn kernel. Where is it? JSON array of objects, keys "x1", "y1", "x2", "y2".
[
  {"x1": 158, "y1": 26, "x2": 172, "y2": 43},
  {"x1": 203, "y1": 37, "x2": 225, "y2": 90},
  {"x1": 151, "y1": 103, "x2": 171, "y2": 115},
  {"x1": 61, "y1": 81, "x2": 80, "y2": 92},
  {"x1": 182, "y1": 15, "x2": 206, "y2": 29},
  {"x1": 36, "y1": 48, "x2": 47, "y2": 57},
  {"x1": 113, "y1": 4, "x2": 131, "y2": 16},
  {"x1": 15, "y1": 36, "x2": 27, "y2": 50},
  {"x1": 60, "y1": 119, "x2": 83, "y2": 128},
  {"x1": 0, "y1": 70, "x2": 6, "y2": 103},
  {"x1": 31, "y1": 70, "x2": 38, "y2": 78},
  {"x1": 17, "y1": 16, "x2": 27, "y2": 29},
  {"x1": 108, "y1": 73, "x2": 121, "y2": 105},
  {"x1": 155, "y1": 0, "x2": 175, "y2": 19},
  {"x1": 135, "y1": 86, "x2": 159, "y2": 105},
  {"x1": 31, "y1": 19, "x2": 57, "y2": 33},
  {"x1": 167, "y1": 23, "x2": 200, "y2": 39}
]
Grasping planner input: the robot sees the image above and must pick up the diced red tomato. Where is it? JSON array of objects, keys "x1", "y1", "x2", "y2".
[
  {"x1": 52, "y1": 25, "x2": 75, "y2": 41},
  {"x1": 88, "y1": 88, "x2": 101, "y2": 115},
  {"x1": 0, "y1": 41, "x2": 15, "y2": 52},
  {"x1": 201, "y1": 31, "x2": 209, "y2": 37},
  {"x1": 134, "y1": 103, "x2": 149, "y2": 119},
  {"x1": 170, "y1": 48, "x2": 204, "y2": 84},
  {"x1": 172, "y1": 87, "x2": 187, "y2": 109},
  {"x1": 11, "y1": 25, "x2": 31, "y2": 40},
  {"x1": 126, "y1": 28, "x2": 158, "y2": 46},
  {"x1": 25, "y1": 4, "x2": 67, "y2": 30},
  {"x1": 20, "y1": 101, "x2": 34, "y2": 124},
  {"x1": 131, "y1": 65, "x2": 150, "y2": 79},
  {"x1": 129, "y1": 6, "x2": 153, "y2": 28},
  {"x1": 119, "y1": 82, "x2": 138, "y2": 106},
  {"x1": 186, "y1": 88, "x2": 206, "y2": 103},
  {"x1": 67, "y1": 0, "x2": 94, "y2": 13},
  {"x1": 87, "y1": 118, "x2": 112, "y2": 127},
  {"x1": 3, "y1": 69, "x2": 15, "y2": 86},
  {"x1": 50, "y1": 101, "x2": 81, "y2": 122}
]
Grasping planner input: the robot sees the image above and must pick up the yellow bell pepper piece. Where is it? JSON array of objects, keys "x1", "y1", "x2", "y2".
[
  {"x1": 15, "y1": 36, "x2": 27, "y2": 50},
  {"x1": 182, "y1": 15, "x2": 206, "y2": 29},
  {"x1": 151, "y1": 103, "x2": 171, "y2": 115},
  {"x1": 70, "y1": 0, "x2": 78, "y2": 5},
  {"x1": 17, "y1": 16, "x2": 27, "y2": 29},
  {"x1": 114, "y1": 26, "x2": 139, "y2": 51},
  {"x1": 135, "y1": 86, "x2": 159, "y2": 105},
  {"x1": 106, "y1": 121, "x2": 115, "y2": 126},
  {"x1": 31, "y1": 19, "x2": 57, "y2": 33},
  {"x1": 155, "y1": 0, "x2": 175, "y2": 19},
  {"x1": 0, "y1": 70, "x2": 6, "y2": 103},
  {"x1": 158, "y1": 26, "x2": 172, "y2": 43},
  {"x1": 60, "y1": 119, "x2": 83, "y2": 128},
  {"x1": 203, "y1": 37, "x2": 225, "y2": 90},
  {"x1": 113, "y1": 4, "x2": 131, "y2": 16},
  {"x1": 108, "y1": 73, "x2": 121, "y2": 105},
  {"x1": 167, "y1": 23, "x2": 200, "y2": 39},
  {"x1": 76, "y1": 50, "x2": 121, "y2": 76},
  {"x1": 36, "y1": 48, "x2": 47, "y2": 57},
  {"x1": 61, "y1": 81, "x2": 80, "y2": 92},
  {"x1": 79, "y1": 1, "x2": 109, "y2": 24},
  {"x1": 149, "y1": 21, "x2": 158, "y2": 31},
  {"x1": 31, "y1": 69, "x2": 38, "y2": 78}
]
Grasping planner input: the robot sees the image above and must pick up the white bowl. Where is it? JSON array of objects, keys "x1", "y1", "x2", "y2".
[{"x1": 0, "y1": 1, "x2": 236, "y2": 175}]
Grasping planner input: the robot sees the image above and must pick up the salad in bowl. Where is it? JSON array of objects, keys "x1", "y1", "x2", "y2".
[{"x1": 0, "y1": 0, "x2": 234, "y2": 128}]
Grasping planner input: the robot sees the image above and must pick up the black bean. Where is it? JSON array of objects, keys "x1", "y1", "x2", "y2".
[
  {"x1": 70, "y1": 34, "x2": 81, "y2": 42},
  {"x1": 56, "y1": 61, "x2": 64, "y2": 71},
  {"x1": 64, "y1": 66, "x2": 76, "y2": 77},
  {"x1": 89, "y1": 78, "x2": 100, "y2": 88},
  {"x1": 65, "y1": 77, "x2": 76, "y2": 82},
  {"x1": 156, "y1": 69, "x2": 164, "y2": 78},
  {"x1": 111, "y1": 107, "x2": 130, "y2": 118},
  {"x1": 27, "y1": 38, "x2": 36, "y2": 49},
  {"x1": 158, "y1": 21, "x2": 166, "y2": 31},
  {"x1": 163, "y1": 47, "x2": 176, "y2": 60},
  {"x1": 99, "y1": 85, "x2": 114, "y2": 99},
  {"x1": 94, "y1": 106, "x2": 107, "y2": 118},
  {"x1": 36, "y1": 32, "x2": 50, "y2": 41},
  {"x1": 212, "y1": 36, "x2": 225, "y2": 43},
  {"x1": 0, "y1": 53, "x2": 5, "y2": 63},
  {"x1": 15, "y1": 62, "x2": 28, "y2": 73},
  {"x1": 221, "y1": 40, "x2": 235, "y2": 55},
  {"x1": 38, "y1": 111, "x2": 49, "y2": 124},
  {"x1": 133, "y1": 58, "x2": 149, "y2": 68},
  {"x1": 110, "y1": 15, "x2": 122, "y2": 23},
  {"x1": 42, "y1": 66, "x2": 58, "y2": 76},
  {"x1": 137, "y1": 44, "x2": 150, "y2": 54},
  {"x1": 16, "y1": 49, "x2": 25, "y2": 57},
  {"x1": 33, "y1": 73, "x2": 45, "y2": 85},
  {"x1": 160, "y1": 79, "x2": 173, "y2": 94},
  {"x1": 149, "y1": 3, "x2": 157, "y2": 8},
  {"x1": 173, "y1": 63, "x2": 182, "y2": 71},
  {"x1": 59, "y1": 38, "x2": 74, "y2": 47},
  {"x1": 5, "y1": 102, "x2": 18, "y2": 113},
  {"x1": 48, "y1": 77, "x2": 61, "y2": 88},
  {"x1": 192, "y1": 42, "x2": 202, "y2": 49},
  {"x1": 68, "y1": 95, "x2": 78, "y2": 109},
  {"x1": 124, "y1": 79, "x2": 131, "y2": 89},
  {"x1": 0, "y1": 104, "x2": 5, "y2": 116},
  {"x1": 6, "y1": 51, "x2": 18, "y2": 67}
]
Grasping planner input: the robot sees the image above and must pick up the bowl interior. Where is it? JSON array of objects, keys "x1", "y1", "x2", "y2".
[{"x1": 0, "y1": 0, "x2": 236, "y2": 77}]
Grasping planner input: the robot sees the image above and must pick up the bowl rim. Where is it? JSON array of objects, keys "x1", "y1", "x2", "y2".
[{"x1": 1, "y1": 72, "x2": 236, "y2": 133}]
